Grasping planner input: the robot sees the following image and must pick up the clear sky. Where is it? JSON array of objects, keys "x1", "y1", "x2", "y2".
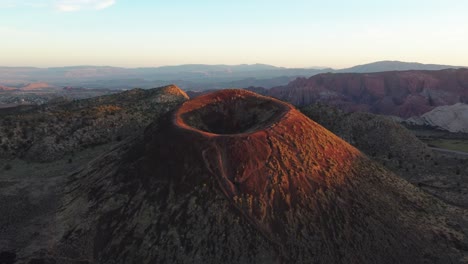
[{"x1": 1, "y1": 0, "x2": 467, "y2": 68}]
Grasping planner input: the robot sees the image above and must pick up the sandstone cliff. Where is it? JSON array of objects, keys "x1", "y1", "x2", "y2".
[
  {"x1": 406, "y1": 103, "x2": 468, "y2": 133},
  {"x1": 268, "y1": 69, "x2": 468, "y2": 118}
]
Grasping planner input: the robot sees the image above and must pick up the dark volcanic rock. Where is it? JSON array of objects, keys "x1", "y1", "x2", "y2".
[
  {"x1": 45, "y1": 90, "x2": 468, "y2": 263},
  {"x1": 269, "y1": 68, "x2": 468, "y2": 118}
]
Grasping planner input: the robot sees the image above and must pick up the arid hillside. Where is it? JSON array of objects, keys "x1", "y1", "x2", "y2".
[
  {"x1": 300, "y1": 103, "x2": 468, "y2": 207},
  {"x1": 0, "y1": 85, "x2": 188, "y2": 162}
]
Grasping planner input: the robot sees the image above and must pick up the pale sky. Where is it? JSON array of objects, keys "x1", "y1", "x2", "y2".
[{"x1": 1, "y1": 0, "x2": 467, "y2": 68}]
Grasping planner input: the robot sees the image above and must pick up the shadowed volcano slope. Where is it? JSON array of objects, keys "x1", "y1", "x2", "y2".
[{"x1": 55, "y1": 89, "x2": 468, "y2": 264}]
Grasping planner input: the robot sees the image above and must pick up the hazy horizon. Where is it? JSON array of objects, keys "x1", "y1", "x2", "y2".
[
  {"x1": 2, "y1": 0, "x2": 467, "y2": 68},
  {"x1": 0, "y1": 60, "x2": 466, "y2": 70}
]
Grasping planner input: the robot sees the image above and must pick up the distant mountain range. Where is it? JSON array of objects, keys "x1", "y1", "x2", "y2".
[
  {"x1": 337, "y1": 60, "x2": 465, "y2": 73},
  {"x1": 0, "y1": 64, "x2": 330, "y2": 90},
  {"x1": 0, "y1": 61, "x2": 465, "y2": 91}
]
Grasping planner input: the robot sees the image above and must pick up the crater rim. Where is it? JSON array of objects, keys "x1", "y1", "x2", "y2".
[{"x1": 174, "y1": 89, "x2": 292, "y2": 137}]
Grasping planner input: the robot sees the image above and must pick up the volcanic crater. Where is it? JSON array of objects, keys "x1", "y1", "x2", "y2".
[{"x1": 177, "y1": 90, "x2": 289, "y2": 135}]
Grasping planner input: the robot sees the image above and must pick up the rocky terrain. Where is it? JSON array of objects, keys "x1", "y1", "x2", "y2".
[
  {"x1": 268, "y1": 68, "x2": 468, "y2": 118},
  {"x1": 7, "y1": 90, "x2": 468, "y2": 263},
  {"x1": 405, "y1": 103, "x2": 468, "y2": 133},
  {"x1": 0, "y1": 85, "x2": 188, "y2": 162},
  {"x1": 1, "y1": 87, "x2": 468, "y2": 263}
]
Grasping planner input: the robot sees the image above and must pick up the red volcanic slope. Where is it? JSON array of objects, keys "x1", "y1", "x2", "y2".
[
  {"x1": 155, "y1": 90, "x2": 362, "y2": 237},
  {"x1": 268, "y1": 68, "x2": 468, "y2": 118},
  {"x1": 171, "y1": 89, "x2": 362, "y2": 237}
]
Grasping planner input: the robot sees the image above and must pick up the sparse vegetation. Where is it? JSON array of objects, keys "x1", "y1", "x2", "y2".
[
  {"x1": 300, "y1": 102, "x2": 468, "y2": 209},
  {"x1": 0, "y1": 85, "x2": 188, "y2": 162}
]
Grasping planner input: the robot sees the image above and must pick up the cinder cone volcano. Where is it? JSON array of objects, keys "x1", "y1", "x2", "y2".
[
  {"x1": 162, "y1": 89, "x2": 363, "y2": 240},
  {"x1": 58, "y1": 88, "x2": 467, "y2": 264}
]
